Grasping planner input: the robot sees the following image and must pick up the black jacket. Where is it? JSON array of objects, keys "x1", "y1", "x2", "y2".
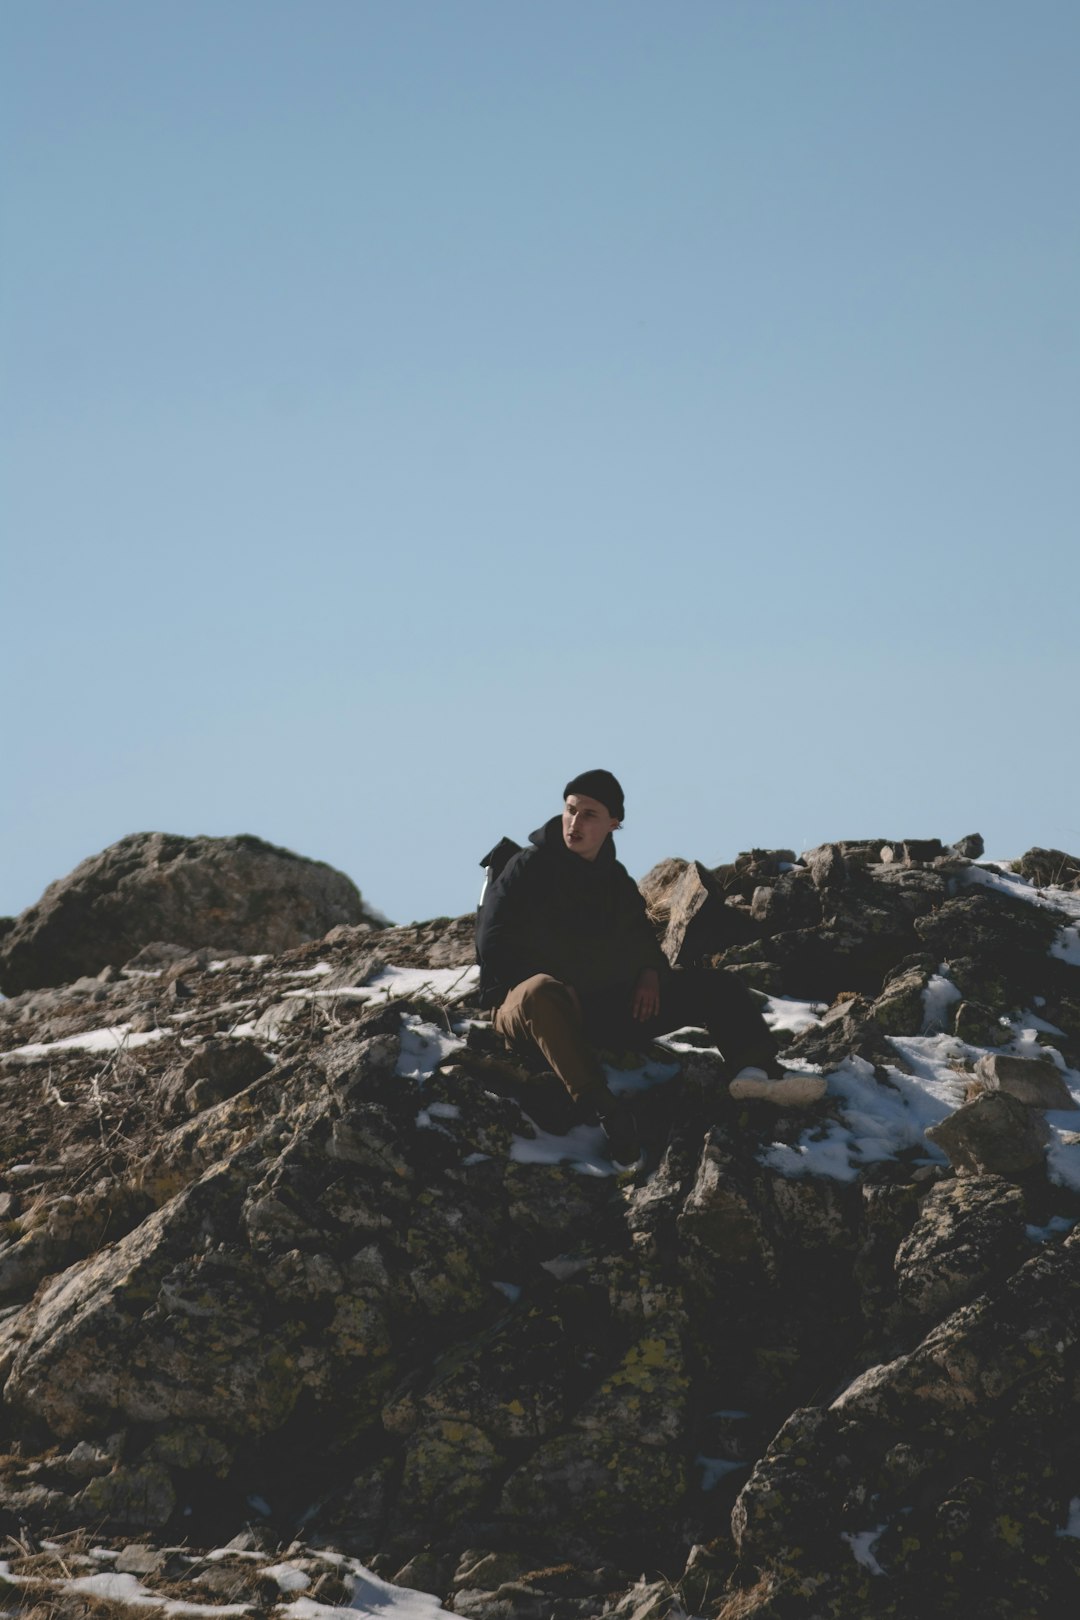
[{"x1": 475, "y1": 816, "x2": 665, "y2": 1009}]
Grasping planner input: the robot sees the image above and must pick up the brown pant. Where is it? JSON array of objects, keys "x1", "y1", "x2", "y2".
[
  {"x1": 493, "y1": 967, "x2": 779, "y2": 1106},
  {"x1": 492, "y1": 974, "x2": 610, "y2": 1105}
]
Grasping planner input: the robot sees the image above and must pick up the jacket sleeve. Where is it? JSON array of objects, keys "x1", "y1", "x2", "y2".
[
  {"x1": 621, "y1": 871, "x2": 667, "y2": 973},
  {"x1": 475, "y1": 851, "x2": 543, "y2": 1005}
]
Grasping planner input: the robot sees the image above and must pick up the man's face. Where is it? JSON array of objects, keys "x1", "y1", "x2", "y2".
[{"x1": 562, "y1": 793, "x2": 619, "y2": 861}]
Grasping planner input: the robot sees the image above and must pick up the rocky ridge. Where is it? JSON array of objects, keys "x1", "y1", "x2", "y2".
[{"x1": 1, "y1": 836, "x2": 1080, "y2": 1618}]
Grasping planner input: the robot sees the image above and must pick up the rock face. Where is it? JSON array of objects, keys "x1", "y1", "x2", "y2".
[
  {"x1": 0, "y1": 836, "x2": 1079, "y2": 1619},
  {"x1": 0, "y1": 832, "x2": 383, "y2": 994}
]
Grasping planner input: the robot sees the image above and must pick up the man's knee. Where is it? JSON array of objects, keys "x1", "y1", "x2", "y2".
[
  {"x1": 519, "y1": 973, "x2": 570, "y2": 1006},
  {"x1": 496, "y1": 974, "x2": 578, "y2": 1037}
]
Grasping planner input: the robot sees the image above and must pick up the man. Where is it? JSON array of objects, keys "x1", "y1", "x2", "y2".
[{"x1": 475, "y1": 769, "x2": 780, "y2": 1166}]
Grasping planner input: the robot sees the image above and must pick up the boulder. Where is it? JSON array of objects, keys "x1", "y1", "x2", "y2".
[
  {"x1": 170, "y1": 1037, "x2": 273, "y2": 1116},
  {"x1": 0, "y1": 832, "x2": 384, "y2": 994},
  {"x1": 974, "y1": 1051, "x2": 1078, "y2": 1111},
  {"x1": 747, "y1": 869, "x2": 822, "y2": 933},
  {"x1": 802, "y1": 842, "x2": 847, "y2": 890},
  {"x1": 925, "y1": 1091, "x2": 1051, "y2": 1179},
  {"x1": 868, "y1": 959, "x2": 933, "y2": 1035},
  {"x1": 730, "y1": 1229, "x2": 1080, "y2": 1613},
  {"x1": 894, "y1": 1176, "x2": 1028, "y2": 1319},
  {"x1": 644, "y1": 859, "x2": 714, "y2": 966},
  {"x1": 953, "y1": 998, "x2": 1011, "y2": 1047},
  {"x1": 677, "y1": 1132, "x2": 776, "y2": 1272},
  {"x1": 785, "y1": 994, "x2": 892, "y2": 1068},
  {"x1": 1014, "y1": 846, "x2": 1080, "y2": 890},
  {"x1": 915, "y1": 891, "x2": 1065, "y2": 1001},
  {"x1": 497, "y1": 1312, "x2": 690, "y2": 1544},
  {"x1": 638, "y1": 858, "x2": 759, "y2": 965}
]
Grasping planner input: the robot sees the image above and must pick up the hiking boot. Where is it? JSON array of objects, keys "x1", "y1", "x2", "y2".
[
  {"x1": 728, "y1": 1070, "x2": 828, "y2": 1108},
  {"x1": 522, "y1": 1072, "x2": 580, "y2": 1134},
  {"x1": 599, "y1": 1100, "x2": 644, "y2": 1172}
]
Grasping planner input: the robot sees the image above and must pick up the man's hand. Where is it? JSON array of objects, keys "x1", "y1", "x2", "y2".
[{"x1": 632, "y1": 968, "x2": 660, "y2": 1022}]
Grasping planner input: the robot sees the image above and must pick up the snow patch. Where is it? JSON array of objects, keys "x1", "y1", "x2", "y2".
[
  {"x1": 292, "y1": 1559, "x2": 443, "y2": 1620},
  {"x1": 63, "y1": 1572, "x2": 251, "y2": 1615},
  {"x1": 395, "y1": 1016, "x2": 465, "y2": 1080},
  {"x1": 761, "y1": 1046, "x2": 962, "y2": 1182},
  {"x1": 841, "y1": 1526, "x2": 888, "y2": 1576},
  {"x1": 763, "y1": 996, "x2": 827, "y2": 1036},
  {"x1": 511, "y1": 1120, "x2": 614, "y2": 1177},
  {"x1": 2, "y1": 1025, "x2": 170, "y2": 1060},
  {"x1": 263, "y1": 1565, "x2": 311, "y2": 1592},
  {"x1": 208, "y1": 954, "x2": 270, "y2": 972},
  {"x1": 922, "y1": 970, "x2": 961, "y2": 1033},
  {"x1": 1046, "y1": 1133, "x2": 1080, "y2": 1194},
  {"x1": 308, "y1": 964, "x2": 481, "y2": 1003},
  {"x1": 604, "y1": 1053, "x2": 681, "y2": 1095},
  {"x1": 0, "y1": 1553, "x2": 443, "y2": 1620}
]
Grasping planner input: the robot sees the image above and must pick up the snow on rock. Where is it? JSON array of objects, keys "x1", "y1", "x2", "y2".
[
  {"x1": 2, "y1": 1024, "x2": 170, "y2": 1061},
  {"x1": 291, "y1": 1559, "x2": 443, "y2": 1620},
  {"x1": 763, "y1": 995, "x2": 827, "y2": 1036},
  {"x1": 395, "y1": 1016, "x2": 466, "y2": 1080},
  {"x1": 921, "y1": 969, "x2": 962, "y2": 1033},
  {"x1": 841, "y1": 1526, "x2": 888, "y2": 1576},
  {"x1": 50, "y1": 1571, "x2": 249, "y2": 1616}
]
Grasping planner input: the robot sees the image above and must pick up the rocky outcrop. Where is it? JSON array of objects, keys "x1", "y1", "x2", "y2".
[
  {"x1": 729, "y1": 1225, "x2": 1080, "y2": 1617},
  {"x1": 0, "y1": 835, "x2": 1078, "y2": 1619},
  {"x1": 0, "y1": 832, "x2": 384, "y2": 994},
  {"x1": 641, "y1": 839, "x2": 973, "y2": 1000}
]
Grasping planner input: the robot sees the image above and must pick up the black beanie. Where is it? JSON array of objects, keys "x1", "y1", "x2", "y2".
[{"x1": 563, "y1": 769, "x2": 625, "y2": 821}]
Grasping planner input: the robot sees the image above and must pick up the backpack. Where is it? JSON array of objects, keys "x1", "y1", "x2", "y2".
[{"x1": 477, "y1": 836, "x2": 523, "y2": 906}]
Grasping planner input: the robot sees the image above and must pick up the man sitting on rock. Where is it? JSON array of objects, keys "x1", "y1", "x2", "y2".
[{"x1": 475, "y1": 769, "x2": 781, "y2": 1167}]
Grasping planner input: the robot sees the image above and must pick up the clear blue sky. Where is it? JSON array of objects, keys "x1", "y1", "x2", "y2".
[{"x1": 3, "y1": 1, "x2": 1078, "y2": 927}]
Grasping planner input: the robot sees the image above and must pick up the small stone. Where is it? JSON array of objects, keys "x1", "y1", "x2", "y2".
[
  {"x1": 953, "y1": 1000, "x2": 1011, "y2": 1048},
  {"x1": 453, "y1": 1552, "x2": 526, "y2": 1592},
  {"x1": 224, "y1": 1527, "x2": 272, "y2": 1552},
  {"x1": 115, "y1": 1545, "x2": 165, "y2": 1576},
  {"x1": 311, "y1": 1573, "x2": 352, "y2": 1604},
  {"x1": 60, "y1": 1439, "x2": 114, "y2": 1481}
]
